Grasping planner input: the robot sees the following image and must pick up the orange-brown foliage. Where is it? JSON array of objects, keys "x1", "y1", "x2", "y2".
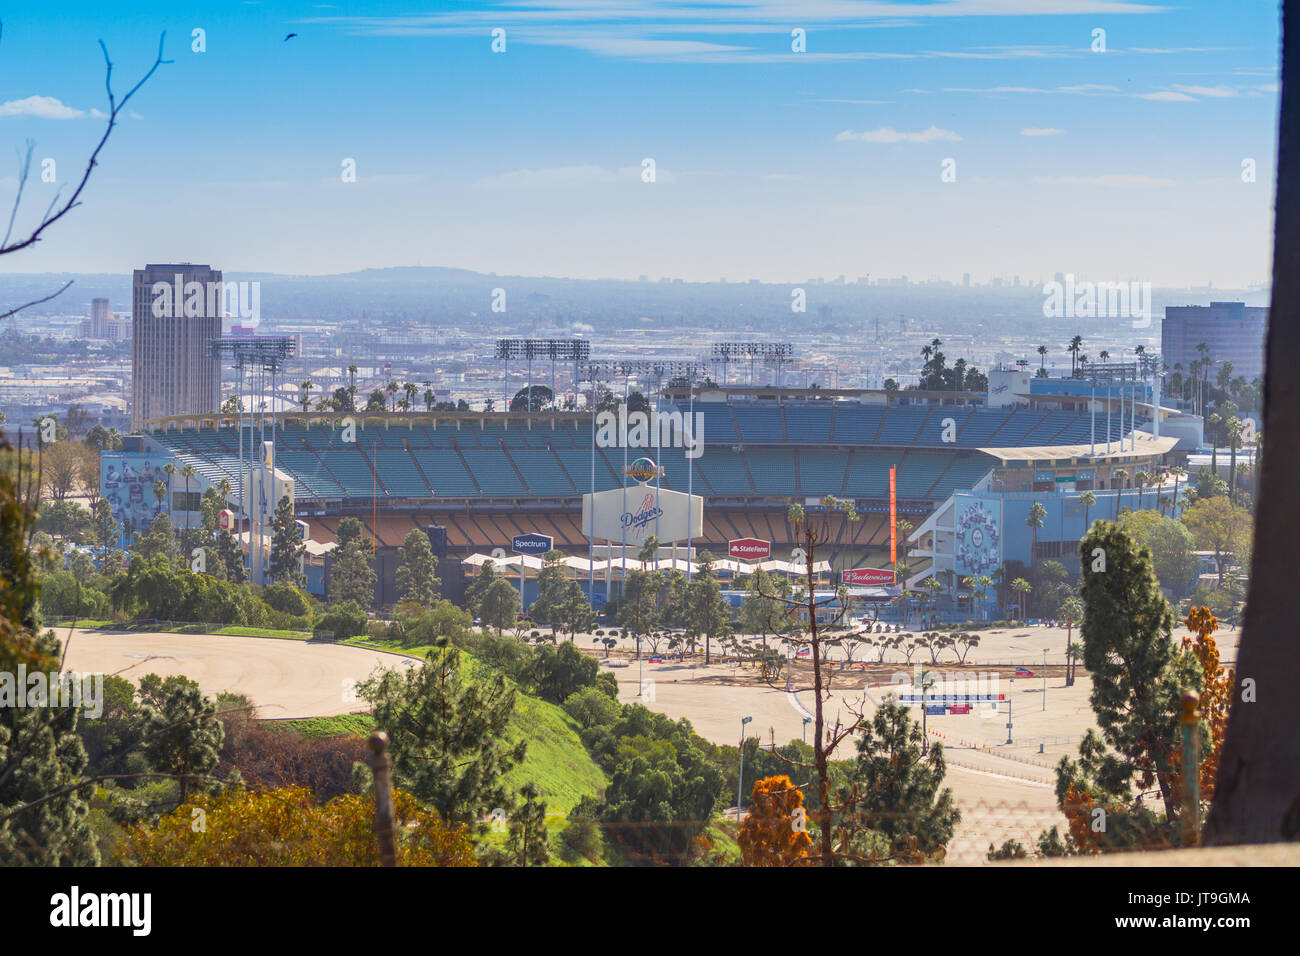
[
  {"x1": 738, "y1": 774, "x2": 814, "y2": 867},
  {"x1": 125, "y1": 785, "x2": 477, "y2": 867}
]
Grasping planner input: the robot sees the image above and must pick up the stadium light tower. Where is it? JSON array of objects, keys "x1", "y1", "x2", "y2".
[
  {"x1": 710, "y1": 342, "x2": 794, "y2": 393},
  {"x1": 210, "y1": 336, "x2": 295, "y2": 585},
  {"x1": 496, "y1": 338, "x2": 589, "y2": 411}
]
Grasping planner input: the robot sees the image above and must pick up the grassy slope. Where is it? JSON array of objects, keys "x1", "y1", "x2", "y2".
[{"x1": 295, "y1": 639, "x2": 608, "y2": 815}]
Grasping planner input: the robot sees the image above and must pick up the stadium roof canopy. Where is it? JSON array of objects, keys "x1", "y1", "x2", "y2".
[
  {"x1": 978, "y1": 431, "x2": 1179, "y2": 464},
  {"x1": 461, "y1": 552, "x2": 830, "y2": 576}
]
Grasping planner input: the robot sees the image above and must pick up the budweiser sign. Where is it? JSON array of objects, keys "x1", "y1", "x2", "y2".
[
  {"x1": 842, "y1": 567, "x2": 895, "y2": 586},
  {"x1": 728, "y1": 537, "x2": 771, "y2": 560}
]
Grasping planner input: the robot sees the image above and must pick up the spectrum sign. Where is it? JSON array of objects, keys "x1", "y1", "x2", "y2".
[
  {"x1": 842, "y1": 567, "x2": 895, "y2": 586},
  {"x1": 728, "y1": 537, "x2": 771, "y2": 560}
]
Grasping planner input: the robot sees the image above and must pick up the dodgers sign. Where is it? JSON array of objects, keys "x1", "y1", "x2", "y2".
[{"x1": 582, "y1": 485, "x2": 703, "y2": 548}]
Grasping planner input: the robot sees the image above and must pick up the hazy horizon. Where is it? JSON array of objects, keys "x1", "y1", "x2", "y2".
[{"x1": 0, "y1": 0, "x2": 1281, "y2": 287}]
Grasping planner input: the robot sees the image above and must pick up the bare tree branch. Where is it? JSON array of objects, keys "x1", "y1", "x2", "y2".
[{"x1": 0, "y1": 27, "x2": 170, "y2": 320}]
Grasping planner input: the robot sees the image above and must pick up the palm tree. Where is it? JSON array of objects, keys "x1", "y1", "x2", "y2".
[
  {"x1": 1037, "y1": 344, "x2": 1048, "y2": 372},
  {"x1": 1111, "y1": 468, "x2": 1128, "y2": 518},
  {"x1": 922, "y1": 576, "x2": 943, "y2": 627},
  {"x1": 1059, "y1": 596, "x2": 1084, "y2": 685},
  {"x1": 386, "y1": 380, "x2": 400, "y2": 411},
  {"x1": 152, "y1": 479, "x2": 167, "y2": 517},
  {"x1": 1099, "y1": 349, "x2": 1110, "y2": 364},
  {"x1": 1010, "y1": 577, "x2": 1031, "y2": 620},
  {"x1": 1135, "y1": 469, "x2": 1149, "y2": 511},
  {"x1": 1079, "y1": 489, "x2": 1096, "y2": 530},
  {"x1": 1225, "y1": 413, "x2": 1244, "y2": 502},
  {"x1": 1068, "y1": 335, "x2": 1083, "y2": 376},
  {"x1": 181, "y1": 463, "x2": 197, "y2": 532},
  {"x1": 1158, "y1": 495, "x2": 1172, "y2": 517},
  {"x1": 403, "y1": 381, "x2": 418, "y2": 411},
  {"x1": 424, "y1": 387, "x2": 435, "y2": 412},
  {"x1": 1168, "y1": 465, "x2": 1186, "y2": 518},
  {"x1": 1026, "y1": 501, "x2": 1047, "y2": 569},
  {"x1": 299, "y1": 379, "x2": 313, "y2": 415},
  {"x1": 162, "y1": 462, "x2": 177, "y2": 518}
]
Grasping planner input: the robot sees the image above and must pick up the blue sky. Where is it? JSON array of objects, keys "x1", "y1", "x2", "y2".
[{"x1": 0, "y1": 1, "x2": 1282, "y2": 285}]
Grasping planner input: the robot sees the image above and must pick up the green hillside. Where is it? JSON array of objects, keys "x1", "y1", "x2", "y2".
[{"x1": 286, "y1": 641, "x2": 607, "y2": 814}]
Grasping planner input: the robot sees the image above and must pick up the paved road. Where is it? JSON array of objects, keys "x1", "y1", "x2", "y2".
[{"x1": 62, "y1": 628, "x2": 412, "y2": 719}]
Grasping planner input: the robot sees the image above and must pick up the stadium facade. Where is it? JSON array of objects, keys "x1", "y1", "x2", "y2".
[{"x1": 107, "y1": 383, "x2": 1183, "y2": 611}]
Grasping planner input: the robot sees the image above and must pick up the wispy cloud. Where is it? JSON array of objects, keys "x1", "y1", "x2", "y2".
[
  {"x1": 1135, "y1": 91, "x2": 1196, "y2": 101},
  {"x1": 1033, "y1": 174, "x2": 1175, "y2": 188},
  {"x1": 1172, "y1": 84, "x2": 1238, "y2": 97},
  {"x1": 944, "y1": 84, "x2": 1118, "y2": 95},
  {"x1": 471, "y1": 164, "x2": 677, "y2": 188},
  {"x1": 309, "y1": 1, "x2": 1168, "y2": 62},
  {"x1": 0, "y1": 95, "x2": 91, "y2": 119},
  {"x1": 1020, "y1": 127, "x2": 1066, "y2": 136},
  {"x1": 837, "y1": 125, "x2": 961, "y2": 143}
]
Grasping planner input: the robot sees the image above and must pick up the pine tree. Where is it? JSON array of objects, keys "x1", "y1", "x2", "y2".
[
  {"x1": 395, "y1": 529, "x2": 441, "y2": 608},
  {"x1": 834, "y1": 699, "x2": 960, "y2": 864},
  {"x1": 358, "y1": 639, "x2": 526, "y2": 830},
  {"x1": 479, "y1": 579, "x2": 521, "y2": 635},
  {"x1": 465, "y1": 559, "x2": 498, "y2": 620},
  {"x1": 528, "y1": 550, "x2": 568, "y2": 631},
  {"x1": 1051, "y1": 521, "x2": 1203, "y2": 847},
  {"x1": 329, "y1": 517, "x2": 375, "y2": 608},
  {"x1": 142, "y1": 680, "x2": 225, "y2": 805},
  {"x1": 684, "y1": 550, "x2": 731, "y2": 665},
  {"x1": 618, "y1": 568, "x2": 660, "y2": 658},
  {"x1": 503, "y1": 782, "x2": 550, "y2": 866},
  {"x1": 269, "y1": 494, "x2": 306, "y2": 589},
  {"x1": 555, "y1": 580, "x2": 596, "y2": 642},
  {"x1": 0, "y1": 442, "x2": 99, "y2": 864}
]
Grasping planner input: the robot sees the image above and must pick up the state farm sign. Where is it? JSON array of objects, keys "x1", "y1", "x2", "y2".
[
  {"x1": 842, "y1": 567, "x2": 895, "y2": 586},
  {"x1": 728, "y1": 537, "x2": 771, "y2": 560}
]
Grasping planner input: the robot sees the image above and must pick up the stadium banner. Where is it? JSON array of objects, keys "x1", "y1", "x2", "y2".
[
  {"x1": 889, "y1": 465, "x2": 897, "y2": 575},
  {"x1": 728, "y1": 537, "x2": 771, "y2": 560},
  {"x1": 842, "y1": 567, "x2": 895, "y2": 586},
  {"x1": 512, "y1": 532, "x2": 554, "y2": 555},
  {"x1": 954, "y1": 492, "x2": 1003, "y2": 577},
  {"x1": 582, "y1": 485, "x2": 704, "y2": 548}
]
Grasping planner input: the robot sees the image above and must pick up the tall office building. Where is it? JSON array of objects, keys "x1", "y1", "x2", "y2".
[
  {"x1": 91, "y1": 297, "x2": 111, "y2": 337},
  {"x1": 1162, "y1": 301, "x2": 1267, "y2": 384},
  {"x1": 131, "y1": 263, "x2": 223, "y2": 428}
]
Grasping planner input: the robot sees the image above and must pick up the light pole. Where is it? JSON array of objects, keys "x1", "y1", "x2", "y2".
[
  {"x1": 1005, "y1": 698, "x2": 1013, "y2": 745},
  {"x1": 802, "y1": 716, "x2": 811, "y2": 745},
  {"x1": 920, "y1": 669, "x2": 935, "y2": 755},
  {"x1": 738, "y1": 715, "x2": 753, "y2": 818},
  {"x1": 1042, "y1": 648, "x2": 1050, "y2": 711}
]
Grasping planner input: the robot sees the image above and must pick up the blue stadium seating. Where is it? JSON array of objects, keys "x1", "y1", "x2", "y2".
[
  {"x1": 746, "y1": 449, "x2": 797, "y2": 494},
  {"x1": 507, "y1": 448, "x2": 576, "y2": 496},
  {"x1": 373, "y1": 448, "x2": 432, "y2": 497},
  {"x1": 798, "y1": 449, "x2": 849, "y2": 497},
  {"x1": 460, "y1": 449, "x2": 527, "y2": 496},
  {"x1": 410, "y1": 448, "x2": 479, "y2": 497}
]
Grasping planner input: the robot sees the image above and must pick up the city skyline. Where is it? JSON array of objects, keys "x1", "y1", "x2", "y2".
[{"x1": 0, "y1": 0, "x2": 1281, "y2": 287}]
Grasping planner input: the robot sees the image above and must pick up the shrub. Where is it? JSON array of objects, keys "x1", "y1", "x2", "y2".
[
  {"x1": 314, "y1": 601, "x2": 367, "y2": 640},
  {"x1": 562, "y1": 686, "x2": 621, "y2": 730},
  {"x1": 262, "y1": 584, "x2": 313, "y2": 618}
]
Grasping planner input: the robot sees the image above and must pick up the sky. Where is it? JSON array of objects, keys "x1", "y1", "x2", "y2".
[{"x1": 0, "y1": 0, "x2": 1282, "y2": 286}]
